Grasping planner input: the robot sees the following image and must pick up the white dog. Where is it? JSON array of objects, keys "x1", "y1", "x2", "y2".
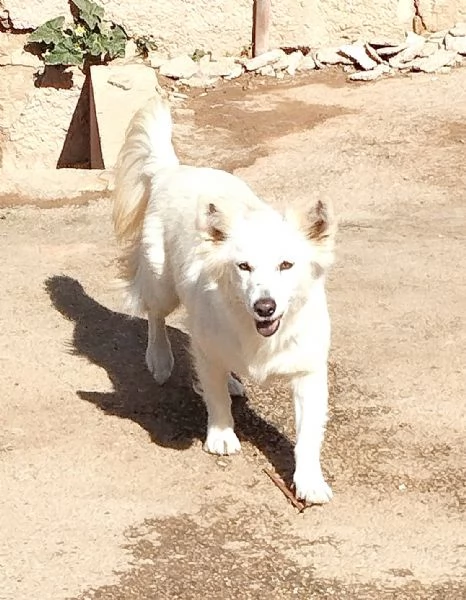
[{"x1": 113, "y1": 96, "x2": 336, "y2": 504}]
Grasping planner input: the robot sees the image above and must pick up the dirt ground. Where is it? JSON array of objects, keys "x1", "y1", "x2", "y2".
[{"x1": 1, "y1": 69, "x2": 465, "y2": 600}]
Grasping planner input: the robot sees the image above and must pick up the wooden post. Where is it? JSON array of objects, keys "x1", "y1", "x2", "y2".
[{"x1": 252, "y1": 0, "x2": 271, "y2": 57}]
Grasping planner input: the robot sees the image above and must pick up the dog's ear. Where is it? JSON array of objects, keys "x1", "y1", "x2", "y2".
[
  {"x1": 205, "y1": 203, "x2": 228, "y2": 242},
  {"x1": 305, "y1": 200, "x2": 336, "y2": 243}
]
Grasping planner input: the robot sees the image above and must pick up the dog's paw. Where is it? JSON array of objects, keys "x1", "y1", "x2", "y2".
[
  {"x1": 293, "y1": 471, "x2": 333, "y2": 505},
  {"x1": 204, "y1": 427, "x2": 241, "y2": 455},
  {"x1": 227, "y1": 375, "x2": 245, "y2": 397},
  {"x1": 146, "y1": 345, "x2": 174, "y2": 385}
]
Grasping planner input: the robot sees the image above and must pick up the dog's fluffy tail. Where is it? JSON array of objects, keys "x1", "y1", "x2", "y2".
[{"x1": 113, "y1": 95, "x2": 179, "y2": 243}]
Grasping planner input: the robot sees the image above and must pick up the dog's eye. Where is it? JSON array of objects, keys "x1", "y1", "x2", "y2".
[
  {"x1": 279, "y1": 261, "x2": 294, "y2": 271},
  {"x1": 237, "y1": 262, "x2": 252, "y2": 272}
]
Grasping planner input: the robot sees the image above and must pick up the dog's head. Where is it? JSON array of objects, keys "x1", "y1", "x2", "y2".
[{"x1": 199, "y1": 198, "x2": 336, "y2": 338}]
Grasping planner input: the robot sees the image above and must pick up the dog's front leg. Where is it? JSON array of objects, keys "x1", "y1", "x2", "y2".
[
  {"x1": 292, "y1": 368, "x2": 333, "y2": 504},
  {"x1": 193, "y1": 348, "x2": 241, "y2": 456}
]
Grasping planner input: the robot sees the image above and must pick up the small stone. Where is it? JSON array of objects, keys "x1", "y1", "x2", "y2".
[
  {"x1": 200, "y1": 56, "x2": 240, "y2": 77},
  {"x1": 198, "y1": 54, "x2": 211, "y2": 69},
  {"x1": 406, "y1": 31, "x2": 426, "y2": 47},
  {"x1": 413, "y1": 15, "x2": 425, "y2": 35},
  {"x1": 159, "y1": 54, "x2": 198, "y2": 79},
  {"x1": 148, "y1": 51, "x2": 167, "y2": 69},
  {"x1": 339, "y1": 43, "x2": 378, "y2": 70},
  {"x1": 273, "y1": 54, "x2": 291, "y2": 71},
  {"x1": 286, "y1": 50, "x2": 304, "y2": 75},
  {"x1": 364, "y1": 43, "x2": 384, "y2": 64},
  {"x1": 171, "y1": 91, "x2": 188, "y2": 99},
  {"x1": 223, "y1": 63, "x2": 243, "y2": 80},
  {"x1": 296, "y1": 54, "x2": 316, "y2": 71},
  {"x1": 258, "y1": 64, "x2": 276, "y2": 76},
  {"x1": 409, "y1": 49, "x2": 457, "y2": 72},
  {"x1": 398, "y1": 483, "x2": 407, "y2": 491},
  {"x1": 418, "y1": 41, "x2": 440, "y2": 58},
  {"x1": 438, "y1": 66, "x2": 452, "y2": 74},
  {"x1": 179, "y1": 74, "x2": 218, "y2": 88},
  {"x1": 445, "y1": 33, "x2": 466, "y2": 55},
  {"x1": 369, "y1": 37, "x2": 404, "y2": 48},
  {"x1": 275, "y1": 70, "x2": 285, "y2": 79},
  {"x1": 244, "y1": 48, "x2": 285, "y2": 71},
  {"x1": 449, "y1": 22, "x2": 466, "y2": 36},
  {"x1": 428, "y1": 29, "x2": 449, "y2": 43},
  {"x1": 376, "y1": 44, "x2": 408, "y2": 57},
  {"x1": 316, "y1": 47, "x2": 352, "y2": 65},
  {"x1": 348, "y1": 63, "x2": 390, "y2": 81},
  {"x1": 389, "y1": 36, "x2": 426, "y2": 68},
  {"x1": 124, "y1": 39, "x2": 138, "y2": 60}
]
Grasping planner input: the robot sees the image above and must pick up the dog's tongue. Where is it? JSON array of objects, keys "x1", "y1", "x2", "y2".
[{"x1": 256, "y1": 319, "x2": 280, "y2": 337}]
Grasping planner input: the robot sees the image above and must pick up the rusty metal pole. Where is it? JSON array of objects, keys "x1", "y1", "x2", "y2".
[{"x1": 252, "y1": 0, "x2": 271, "y2": 57}]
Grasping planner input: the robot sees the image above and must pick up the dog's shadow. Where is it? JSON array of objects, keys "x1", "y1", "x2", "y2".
[{"x1": 46, "y1": 276, "x2": 295, "y2": 483}]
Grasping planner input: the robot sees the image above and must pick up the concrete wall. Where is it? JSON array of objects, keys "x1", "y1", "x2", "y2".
[{"x1": 2, "y1": 0, "x2": 466, "y2": 55}]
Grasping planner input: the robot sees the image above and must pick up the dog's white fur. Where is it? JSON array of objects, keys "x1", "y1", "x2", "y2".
[{"x1": 113, "y1": 96, "x2": 337, "y2": 504}]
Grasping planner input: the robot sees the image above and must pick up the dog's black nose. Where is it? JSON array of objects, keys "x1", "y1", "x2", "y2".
[{"x1": 254, "y1": 298, "x2": 276, "y2": 318}]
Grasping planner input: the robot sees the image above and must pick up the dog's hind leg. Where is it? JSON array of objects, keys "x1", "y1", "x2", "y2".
[
  {"x1": 193, "y1": 348, "x2": 241, "y2": 455},
  {"x1": 145, "y1": 311, "x2": 174, "y2": 385}
]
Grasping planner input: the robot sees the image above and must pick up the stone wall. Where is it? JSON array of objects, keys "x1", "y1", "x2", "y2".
[
  {"x1": 2, "y1": 0, "x2": 466, "y2": 55},
  {"x1": 2, "y1": 0, "x2": 466, "y2": 175}
]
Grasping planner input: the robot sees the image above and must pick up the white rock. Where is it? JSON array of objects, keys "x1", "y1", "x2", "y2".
[
  {"x1": 377, "y1": 44, "x2": 408, "y2": 57},
  {"x1": 339, "y1": 43, "x2": 378, "y2": 70},
  {"x1": 418, "y1": 41, "x2": 440, "y2": 57},
  {"x1": 369, "y1": 37, "x2": 404, "y2": 48},
  {"x1": 389, "y1": 36, "x2": 426, "y2": 68},
  {"x1": 148, "y1": 51, "x2": 167, "y2": 69},
  {"x1": 286, "y1": 50, "x2": 304, "y2": 75},
  {"x1": 159, "y1": 54, "x2": 198, "y2": 79},
  {"x1": 297, "y1": 54, "x2": 316, "y2": 71},
  {"x1": 405, "y1": 31, "x2": 426, "y2": 47},
  {"x1": 449, "y1": 22, "x2": 466, "y2": 36},
  {"x1": 437, "y1": 66, "x2": 452, "y2": 74},
  {"x1": 273, "y1": 54, "x2": 291, "y2": 71},
  {"x1": 409, "y1": 49, "x2": 458, "y2": 72},
  {"x1": 124, "y1": 39, "x2": 138, "y2": 60},
  {"x1": 200, "y1": 57, "x2": 241, "y2": 77},
  {"x1": 180, "y1": 74, "x2": 218, "y2": 88},
  {"x1": 199, "y1": 54, "x2": 211, "y2": 69},
  {"x1": 348, "y1": 63, "x2": 390, "y2": 81},
  {"x1": 244, "y1": 49, "x2": 285, "y2": 71},
  {"x1": 258, "y1": 64, "x2": 276, "y2": 76},
  {"x1": 275, "y1": 71, "x2": 285, "y2": 79},
  {"x1": 316, "y1": 47, "x2": 352, "y2": 65},
  {"x1": 364, "y1": 43, "x2": 384, "y2": 64},
  {"x1": 428, "y1": 29, "x2": 449, "y2": 43},
  {"x1": 445, "y1": 33, "x2": 466, "y2": 55},
  {"x1": 223, "y1": 64, "x2": 243, "y2": 80}
]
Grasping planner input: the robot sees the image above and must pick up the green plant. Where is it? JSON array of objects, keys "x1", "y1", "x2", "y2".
[
  {"x1": 27, "y1": 0, "x2": 126, "y2": 68},
  {"x1": 134, "y1": 35, "x2": 158, "y2": 58}
]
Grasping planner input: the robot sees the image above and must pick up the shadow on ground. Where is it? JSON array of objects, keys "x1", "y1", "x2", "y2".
[{"x1": 45, "y1": 275, "x2": 296, "y2": 483}]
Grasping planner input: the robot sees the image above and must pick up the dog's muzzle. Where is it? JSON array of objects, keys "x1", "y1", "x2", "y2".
[{"x1": 253, "y1": 298, "x2": 281, "y2": 337}]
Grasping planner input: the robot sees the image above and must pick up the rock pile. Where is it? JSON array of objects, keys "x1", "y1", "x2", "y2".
[{"x1": 148, "y1": 24, "x2": 466, "y2": 87}]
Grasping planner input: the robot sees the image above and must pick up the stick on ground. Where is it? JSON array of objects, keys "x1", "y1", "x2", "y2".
[{"x1": 263, "y1": 468, "x2": 307, "y2": 512}]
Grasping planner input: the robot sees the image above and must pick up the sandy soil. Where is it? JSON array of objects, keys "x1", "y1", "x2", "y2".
[{"x1": 1, "y1": 68, "x2": 465, "y2": 599}]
